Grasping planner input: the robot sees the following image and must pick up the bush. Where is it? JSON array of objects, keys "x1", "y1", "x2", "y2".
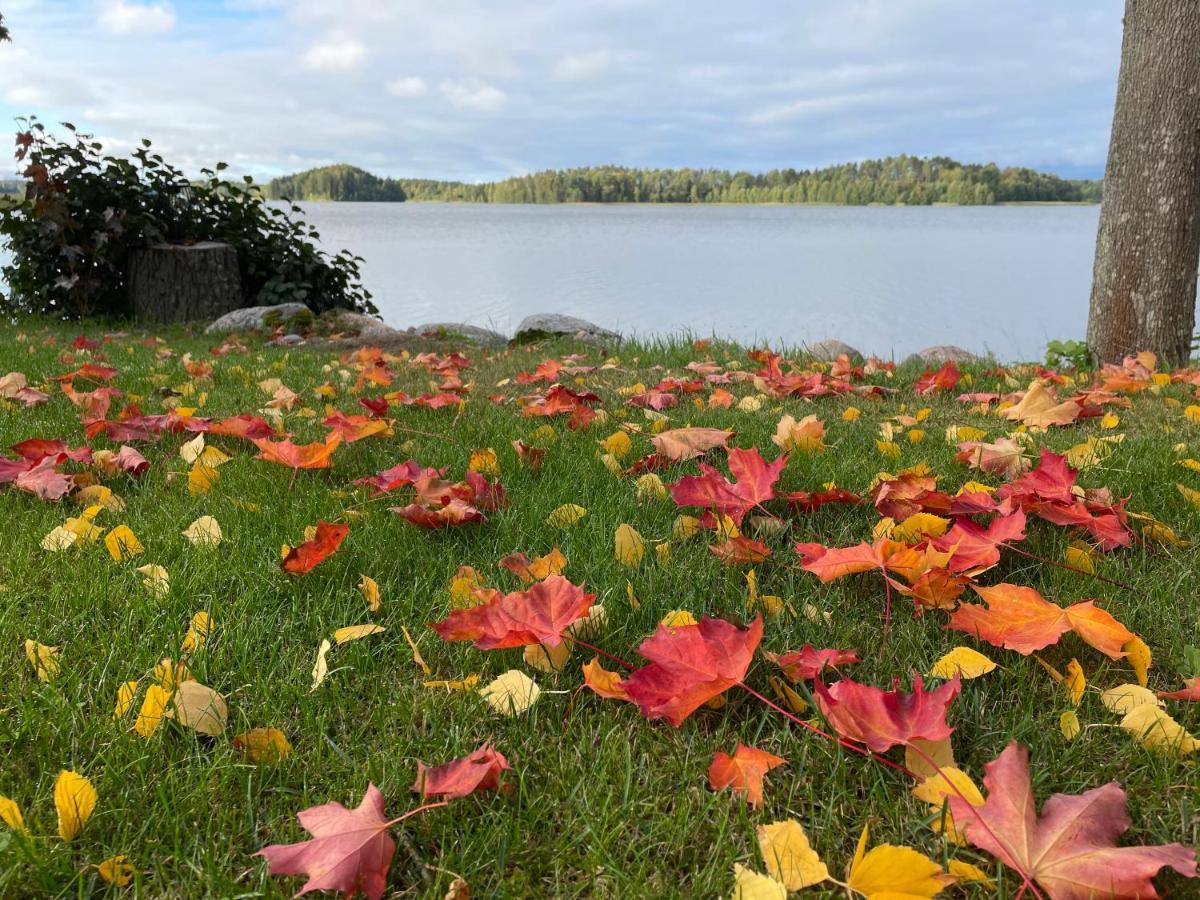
[{"x1": 0, "y1": 118, "x2": 376, "y2": 319}]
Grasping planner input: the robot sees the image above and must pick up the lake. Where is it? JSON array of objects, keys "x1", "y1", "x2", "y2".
[
  {"x1": 295, "y1": 202, "x2": 1102, "y2": 362},
  {"x1": 0, "y1": 202, "x2": 1107, "y2": 361}
]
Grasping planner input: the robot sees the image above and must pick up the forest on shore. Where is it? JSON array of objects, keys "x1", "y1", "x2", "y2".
[{"x1": 265, "y1": 156, "x2": 1103, "y2": 205}]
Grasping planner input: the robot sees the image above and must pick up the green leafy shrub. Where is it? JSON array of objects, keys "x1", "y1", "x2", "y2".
[
  {"x1": 0, "y1": 118, "x2": 375, "y2": 319},
  {"x1": 1044, "y1": 339, "x2": 1093, "y2": 371}
]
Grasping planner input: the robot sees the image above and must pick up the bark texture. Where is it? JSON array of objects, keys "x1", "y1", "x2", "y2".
[
  {"x1": 1087, "y1": 0, "x2": 1200, "y2": 366},
  {"x1": 128, "y1": 242, "x2": 243, "y2": 323}
]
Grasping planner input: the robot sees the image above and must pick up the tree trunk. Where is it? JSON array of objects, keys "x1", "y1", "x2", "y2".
[
  {"x1": 128, "y1": 241, "x2": 243, "y2": 323},
  {"x1": 1087, "y1": 0, "x2": 1200, "y2": 366}
]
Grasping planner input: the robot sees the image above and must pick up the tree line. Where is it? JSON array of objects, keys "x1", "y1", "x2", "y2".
[{"x1": 266, "y1": 156, "x2": 1102, "y2": 205}]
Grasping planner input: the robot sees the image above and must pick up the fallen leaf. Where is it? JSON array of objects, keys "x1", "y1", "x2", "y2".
[
  {"x1": 24, "y1": 639, "x2": 60, "y2": 681},
  {"x1": 104, "y1": 524, "x2": 144, "y2": 561},
  {"x1": 1120, "y1": 705, "x2": 1200, "y2": 755},
  {"x1": 97, "y1": 855, "x2": 135, "y2": 887},
  {"x1": 311, "y1": 639, "x2": 332, "y2": 691},
  {"x1": 0, "y1": 795, "x2": 27, "y2": 833},
  {"x1": 182, "y1": 515, "x2": 222, "y2": 547},
  {"x1": 756, "y1": 819, "x2": 829, "y2": 889},
  {"x1": 708, "y1": 743, "x2": 786, "y2": 807},
  {"x1": 547, "y1": 503, "x2": 587, "y2": 527},
  {"x1": 283, "y1": 521, "x2": 349, "y2": 574},
  {"x1": 135, "y1": 684, "x2": 172, "y2": 738},
  {"x1": 928, "y1": 647, "x2": 996, "y2": 680},
  {"x1": 479, "y1": 669, "x2": 541, "y2": 715},
  {"x1": 813, "y1": 675, "x2": 961, "y2": 753},
  {"x1": 55, "y1": 770, "x2": 96, "y2": 841},
  {"x1": 1100, "y1": 683, "x2": 1161, "y2": 715},
  {"x1": 431, "y1": 575, "x2": 595, "y2": 650},
  {"x1": 846, "y1": 822, "x2": 950, "y2": 899},
  {"x1": 233, "y1": 728, "x2": 293, "y2": 763},
  {"x1": 166, "y1": 680, "x2": 228, "y2": 736},
  {"x1": 412, "y1": 743, "x2": 511, "y2": 799},
  {"x1": 333, "y1": 624, "x2": 386, "y2": 645},
  {"x1": 732, "y1": 864, "x2": 787, "y2": 900},
  {"x1": 614, "y1": 523, "x2": 645, "y2": 567}
]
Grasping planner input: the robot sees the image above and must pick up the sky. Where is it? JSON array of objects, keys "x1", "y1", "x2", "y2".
[{"x1": 0, "y1": 0, "x2": 1124, "y2": 183}]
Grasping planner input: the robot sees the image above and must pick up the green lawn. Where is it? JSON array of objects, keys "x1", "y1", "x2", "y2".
[{"x1": 0, "y1": 319, "x2": 1197, "y2": 898}]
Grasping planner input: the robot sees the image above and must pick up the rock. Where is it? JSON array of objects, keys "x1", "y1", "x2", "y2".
[
  {"x1": 805, "y1": 338, "x2": 862, "y2": 362},
  {"x1": 513, "y1": 313, "x2": 619, "y2": 345},
  {"x1": 205, "y1": 303, "x2": 311, "y2": 334},
  {"x1": 332, "y1": 311, "x2": 400, "y2": 339},
  {"x1": 275, "y1": 334, "x2": 306, "y2": 347},
  {"x1": 904, "y1": 344, "x2": 980, "y2": 367},
  {"x1": 412, "y1": 322, "x2": 508, "y2": 348}
]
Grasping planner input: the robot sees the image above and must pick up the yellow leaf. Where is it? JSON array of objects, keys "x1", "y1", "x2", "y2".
[
  {"x1": 738, "y1": 395, "x2": 763, "y2": 412},
  {"x1": 756, "y1": 819, "x2": 829, "y2": 890},
  {"x1": 0, "y1": 795, "x2": 27, "y2": 834},
  {"x1": 732, "y1": 864, "x2": 787, "y2": 900},
  {"x1": 876, "y1": 439, "x2": 902, "y2": 459},
  {"x1": 423, "y1": 675, "x2": 479, "y2": 692},
  {"x1": 468, "y1": 447, "x2": 500, "y2": 475},
  {"x1": 928, "y1": 647, "x2": 996, "y2": 680},
  {"x1": 655, "y1": 542, "x2": 672, "y2": 565},
  {"x1": 480, "y1": 669, "x2": 541, "y2": 715},
  {"x1": 113, "y1": 680, "x2": 139, "y2": 719},
  {"x1": 1063, "y1": 543, "x2": 1095, "y2": 574},
  {"x1": 907, "y1": 428, "x2": 926, "y2": 444},
  {"x1": 188, "y1": 465, "x2": 219, "y2": 495},
  {"x1": 905, "y1": 737, "x2": 956, "y2": 781},
  {"x1": 847, "y1": 823, "x2": 950, "y2": 899},
  {"x1": 946, "y1": 425, "x2": 986, "y2": 443},
  {"x1": 1100, "y1": 683, "x2": 1161, "y2": 715},
  {"x1": 310, "y1": 639, "x2": 332, "y2": 691},
  {"x1": 182, "y1": 515, "x2": 222, "y2": 547},
  {"x1": 772, "y1": 414, "x2": 826, "y2": 453},
  {"x1": 946, "y1": 860, "x2": 992, "y2": 884},
  {"x1": 614, "y1": 523, "x2": 645, "y2": 567},
  {"x1": 599, "y1": 431, "x2": 633, "y2": 460},
  {"x1": 523, "y1": 640, "x2": 572, "y2": 673},
  {"x1": 180, "y1": 433, "x2": 206, "y2": 464},
  {"x1": 547, "y1": 503, "x2": 587, "y2": 528},
  {"x1": 74, "y1": 484, "x2": 124, "y2": 511},
  {"x1": 1064, "y1": 658, "x2": 1086, "y2": 706},
  {"x1": 672, "y1": 515, "x2": 700, "y2": 540},
  {"x1": 332, "y1": 623, "x2": 386, "y2": 644},
  {"x1": 54, "y1": 770, "x2": 96, "y2": 842},
  {"x1": 41, "y1": 525, "x2": 78, "y2": 552},
  {"x1": 661, "y1": 609, "x2": 698, "y2": 627},
  {"x1": 154, "y1": 658, "x2": 192, "y2": 690},
  {"x1": 890, "y1": 513, "x2": 951, "y2": 542},
  {"x1": 1100, "y1": 412, "x2": 1120, "y2": 429},
  {"x1": 912, "y1": 768, "x2": 984, "y2": 843},
  {"x1": 358, "y1": 575, "x2": 382, "y2": 612},
  {"x1": 842, "y1": 406, "x2": 861, "y2": 422},
  {"x1": 24, "y1": 639, "x2": 60, "y2": 681},
  {"x1": 1060, "y1": 710, "x2": 1081, "y2": 741},
  {"x1": 1120, "y1": 704, "x2": 1200, "y2": 755},
  {"x1": 1177, "y1": 483, "x2": 1200, "y2": 509},
  {"x1": 232, "y1": 727, "x2": 293, "y2": 763},
  {"x1": 136, "y1": 564, "x2": 170, "y2": 598},
  {"x1": 401, "y1": 625, "x2": 432, "y2": 675},
  {"x1": 1186, "y1": 405, "x2": 1200, "y2": 424},
  {"x1": 134, "y1": 684, "x2": 172, "y2": 738},
  {"x1": 181, "y1": 611, "x2": 212, "y2": 654},
  {"x1": 636, "y1": 473, "x2": 668, "y2": 501},
  {"x1": 1123, "y1": 636, "x2": 1151, "y2": 687},
  {"x1": 166, "y1": 680, "x2": 228, "y2": 736},
  {"x1": 768, "y1": 676, "x2": 809, "y2": 715},
  {"x1": 97, "y1": 855, "x2": 134, "y2": 887}
]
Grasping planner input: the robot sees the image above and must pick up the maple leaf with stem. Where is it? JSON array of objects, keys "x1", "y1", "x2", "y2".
[
  {"x1": 708, "y1": 743, "x2": 786, "y2": 807},
  {"x1": 948, "y1": 742, "x2": 1196, "y2": 899},
  {"x1": 429, "y1": 575, "x2": 595, "y2": 649},
  {"x1": 282, "y1": 521, "x2": 350, "y2": 575},
  {"x1": 412, "y1": 744, "x2": 511, "y2": 799},
  {"x1": 669, "y1": 447, "x2": 786, "y2": 525},
  {"x1": 812, "y1": 674, "x2": 961, "y2": 754}
]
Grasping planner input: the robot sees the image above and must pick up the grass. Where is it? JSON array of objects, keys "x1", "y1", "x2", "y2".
[{"x1": 0, "y1": 318, "x2": 1198, "y2": 898}]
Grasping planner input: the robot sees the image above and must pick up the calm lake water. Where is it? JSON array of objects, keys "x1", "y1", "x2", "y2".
[
  {"x1": 0, "y1": 202, "x2": 1106, "y2": 361},
  {"x1": 296, "y1": 202, "x2": 1101, "y2": 361}
]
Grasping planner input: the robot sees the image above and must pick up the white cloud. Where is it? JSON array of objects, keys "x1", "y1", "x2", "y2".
[
  {"x1": 387, "y1": 76, "x2": 428, "y2": 97},
  {"x1": 439, "y1": 78, "x2": 506, "y2": 112},
  {"x1": 98, "y1": 0, "x2": 176, "y2": 36},
  {"x1": 303, "y1": 35, "x2": 367, "y2": 72},
  {"x1": 553, "y1": 49, "x2": 613, "y2": 81}
]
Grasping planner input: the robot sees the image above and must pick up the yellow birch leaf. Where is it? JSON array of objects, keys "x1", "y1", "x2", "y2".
[
  {"x1": 0, "y1": 796, "x2": 27, "y2": 834},
  {"x1": 311, "y1": 639, "x2": 331, "y2": 691},
  {"x1": 181, "y1": 611, "x2": 212, "y2": 654},
  {"x1": 180, "y1": 434, "x2": 205, "y2": 464},
  {"x1": 1177, "y1": 483, "x2": 1200, "y2": 509},
  {"x1": 24, "y1": 639, "x2": 60, "y2": 681},
  {"x1": 113, "y1": 680, "x2": 139, "y2": 719},
  {"x1": 1120, "y1": 705, "x2": 1200, "y2": 755},
  {"x1": 614, "y1": 523, "x2": 645, "y2": 566},
  {"x1": 1060, "y1": 710, "x2": 1081, "y2": 741},
  {"x1": 523, "y1": 640, "x2": 572, "y2": 673},
  {"x1": 423, "y1": 675, "x2": 479, "y2": 692},
  {"x1": 928, "y1": 647, "x2": 996, "y2": 680},
  {"x1": 756, "y1": 819, "x2": 829, "y2": 890},
  {"x1": 672, "y1": 515, "x2": 700, "y2": 540},
  {"x1": 136, "y1": 564, "x2": 169, "y2": 598},
  {"x1": 1123, "y1": 636, "x2": 1151, "y2": 687},
  {"x1": 636, "y1": 473, "x2": 668, "y2": 501},
  {"x1": 768, "y1": 676, "x2": 809, "y2": 715},
  {"x1": 188, "y1": 465, "x2": 219, "y2": 495},
  {"x1": 182, "y1": 515, "x2": 222, "y2": 547},
  {"x1": 905, "y1": 737, "x2": 956, "y2": 781},
  {"x1": 97, "y1": 854, "x2": 134, "y2": 886},
  {"x1": 358, "y1": 575, "x2": 381, "y2": 612},
  {"x1": 104, "y1": 524, "x2": 144, "y2": 561},
  {"x1": 912, "y1": 766, "x2": 984, "y2": 844},
  {"x1": 232, "y1": 727, "x2": 292, "y2": 763},
  {"x1": 599, "y1": 431, "x2": 633, "y2": 460},
  {"x1": 846, "y1": 823, "x2": 949, "y2": 899},
  {"x1": 946, "y1": 860, "x2": 992, "y2": 884},
  {"x1": 1064, "y1": 658, "x2": 1086, "y2": 706},
  {"x1": 166, "y1": 680, "x2": 228, "y2": 736},
  {"x1": 547, "y1": 503, "x2": 587, "y2": 527},
  {"x1": 42, "y1": 525, "x2": 78, "y2": 552},
  {"x1": 1100, "y1": 683, "x2": 1161, "y2": 715},
  {"x1": 135, "y1": 684, "x2": 172, "y2": 738},
  {"x1": 661, "y1": 609, "x2": 698, "y2": 627},
  {"x1": 480, "y1": 669, "x2": 540, "y2": 715},
  {"x1": 401, "y1": 626, "x2": 432, "y2": 675},
  {"x1": 54, "y1": 770, "x2": 97, "y2": 841},
  {"x1": 468, "y1": 447, "x2": 500, "y2": 475},
  {"x1": 332, "y1": 624, "x2": 386, "y2": 644},
  {"x1": 1063, "y1": 544, "x2": 1095, "y2": 574},
  {"x1": 732, "y1": 864, "x2": 787, "y2": 900}
]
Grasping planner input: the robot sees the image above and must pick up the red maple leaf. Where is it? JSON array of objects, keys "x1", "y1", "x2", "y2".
[
  {"x1": 915, "y1": 361, "x2": 961, "y2": 395},
  {"x1": 208, "y1": 413, "x2": 273, "y2": 441},
  {"x1": 9, "y1": 439, "x2": 91, "y2": 463},
  {"x1": 624, "y1": 615, "x2": 763, "y2": 726},
  {"x1": 948, "y1": 742, "x2": 1196, "y2": 899},
  {"x1": 1158, "y1": 678, "x2": 1200, "y2": 702},
  {"x1": 783, "y1": 486, "x2": 862, "y2": 512},
  {"x1": 355, "y1": 460, "x2": 445, "y2": 496},
  {"x1": 871, "y1": 472, "x2": 952, "y2": 521},
  {"x1": 15, "y1": 456, "x2": 73, "y2": 501},
  {"x1": 709, "y1": 536, "x2": 772, "y2": 564},
  {"x1": 766, "y1": 645, "x2": 860, "y2": 681},
  {"x1": 933, "y1": 510, "x2": 1026, "y2": 574},
  {"x1": 669, "y1": 447, "x2": 786, "y2": 525},
  {"x1": 708, "y1": 743, "x2": 786, "y2": 808},
  {"x1": 282, "y1": 521, "x2": 350, "y2": 574},
  {"x1": 254, "y1": 433, "x2": 343, "y2": 469},
  {"x1": 391, "y1": 498, "x2": 485, "y2": 529},
  {"x1": 256, "y1": 783, "x2": 398, "y2": 900},
  {"x1": 412, "y1": 744, "x2": 511, "y2": 799},
  {"x1": 812, "y1": 674, "x2": 960, "y2": 753},
  {"x1": 430, "y1": 575, "x2": 594, "y2": 649}
]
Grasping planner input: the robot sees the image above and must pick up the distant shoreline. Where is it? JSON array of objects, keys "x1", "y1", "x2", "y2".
[{"x1": 282, "y1": 198, "x2": 1100, "y2": 207}]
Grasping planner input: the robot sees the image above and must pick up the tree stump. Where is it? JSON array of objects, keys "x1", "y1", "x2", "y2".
[{"x1": 128, "y1": 242, "x2": 243, "y2": 323}]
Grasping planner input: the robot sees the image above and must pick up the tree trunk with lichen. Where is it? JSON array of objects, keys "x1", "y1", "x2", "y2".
[
  {"x1": 1087, "y1": 0, "x2": 1200, "y2": 366},
  {"x1": 128, "y1": 241, "x2": 243, "y2": 324}
]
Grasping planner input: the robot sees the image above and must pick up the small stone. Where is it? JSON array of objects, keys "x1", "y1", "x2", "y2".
[
  {"x1": 513, "y1": 313, "x2": 619, "y2": 345},
  {"x1": 413, "y1": 322, "x2": 508, "y2": 348},
  {"x1": 205, "y1": 303, "x2": 311, "y2": 334},
  {"x1": 904, "y1": 345, "x2": 980, "y2": 366},
  {"x1": 805, "y1": 338, "x2": 862, "y2": 362}
]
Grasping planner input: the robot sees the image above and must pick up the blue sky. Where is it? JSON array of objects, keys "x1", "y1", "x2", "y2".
[{"x1": 0, "y1": 0, "x2": 1123, "y2": 182}]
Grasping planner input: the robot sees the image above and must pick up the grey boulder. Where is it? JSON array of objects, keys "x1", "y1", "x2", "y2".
[
  {"x1": 332, "y1": 311, "x2": 401, "y2": 339},
  {"x1": 904, "y1": 344, "x2": 980, "y2": 366},
  {"x1": 412, "y1": 322, "x2": 508, "y2": 348},
  {"x1": 805, "y1": 338, "x2": 863, "y2": 362},
  {"x1": 205, "y1": 303, "x2": 311, "y2": 334},
  {"x1": 513, "y1": 313, "x2": 619, "y2": 345}
]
